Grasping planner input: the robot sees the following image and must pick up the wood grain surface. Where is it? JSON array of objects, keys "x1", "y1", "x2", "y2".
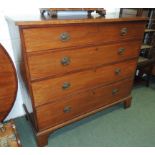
[
  {"x1": 16, "y1": 17, "x2": 147, "y2": 27},
  {"x1": 36, "y1": 78, "x2": 133, "y2": 130},
  {"x1": 23, "y1": 22, "x2": 145, "y2": 52},
  {"x1": 27, "y1": 40, "x2": 141, "y2": 81},
  {"x1": 17, "y1": 16, "x2": 146, "y2": 146},
  {"x1": 0, "y1": 44, "x2": 18, "y2": 122},
  {"x1": 32, "y1": 59, "x2": 137, "y2": 106}
]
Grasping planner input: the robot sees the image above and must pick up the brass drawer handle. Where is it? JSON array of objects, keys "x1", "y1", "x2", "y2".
[
  {"x1": 115, "y1": 68, "x2": 121, "y2": 75},
  {"x1": 63, "y1": 106, "x2": 72, "y2": 113},
  {"x1": 62, "y1": 82, "x2": 71, "y2": 90},
  {"x1": 61, "y1": 56, "x2": 70, "y2": 66},
  {"x1": 118, "y1": 48, "x2": 125, "y2": 55},
  {"x1": 60, "y1": 32, "x2": 70, "y2": 42},
  {"x1": 112, "y1": 88, "x2": 119, "y2": 95},
  {"x1": 120, "y1": 28, "x2": 128, "y2": 36}
]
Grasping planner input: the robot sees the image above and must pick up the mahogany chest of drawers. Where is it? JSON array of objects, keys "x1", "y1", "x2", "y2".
[{"x1": 16, "y1": 16, "x2": 146, "y2": 146}]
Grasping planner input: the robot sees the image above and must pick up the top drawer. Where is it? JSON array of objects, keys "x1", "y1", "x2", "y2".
[{"x1": 23, "y1": 22, "x2": 145, "y2": 52}]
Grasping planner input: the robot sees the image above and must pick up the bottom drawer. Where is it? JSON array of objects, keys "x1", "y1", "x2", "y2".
[{"x1": 36, "y1": 78, "x2": 133, "y2": 130}]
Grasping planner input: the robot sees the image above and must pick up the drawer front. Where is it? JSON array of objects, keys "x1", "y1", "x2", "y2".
[
  {"x1": 36, "y1": 78, "x2": 133, "y2": 130},
  {"x1": 28, "y1": 41, "x2": 141, "y2": 81},
  {"x1": 23, "y1": 22, "x2": 145, "y2": 52},
  {"x1": 32, "y1": 59, "x2": 137, "y2": 106}
]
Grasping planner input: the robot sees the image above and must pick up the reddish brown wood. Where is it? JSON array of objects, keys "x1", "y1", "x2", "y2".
[
  {"x1": 16, "y1": 16, "x2": 146, "y2": 146},
  {"x1": 124, "y1": 96, "x2": 132, "y2": 109},
  {"x1": 0, "y1": 44, "x2": 18, "y2": 122},
  {"x1": 23, "y1": 22, "x2": 145, "y2": 52},
  {"x1": 16, "y1": 17, "x2": 147, "y2": 27},
  {"x1": 36, "y1": 132, "x2": 49, "y2": 147},
  {"x1": 32, "y1": 59, "x2": 137, "y2": 106},
  {"x1": 35, "y1": 95, "x2": 132, "y2": 146},
  {"x1": 36, "y1": 78, "x2": 133, "y2": 130},
  {"x1": 19, "y1": 28, "x2": 39, "y2": 131},
  {"x1": 27, "y1": 40, "x2": 141, "y2": 81}
]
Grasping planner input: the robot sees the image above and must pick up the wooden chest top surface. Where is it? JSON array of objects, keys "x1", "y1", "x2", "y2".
[{"x1": 15, "y1": 15, "x2": 147, "y2": 27}]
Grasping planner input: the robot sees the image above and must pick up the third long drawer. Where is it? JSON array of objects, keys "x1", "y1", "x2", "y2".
[{"x1": 31, "y1": 59, "x2": 137, "y2": 107}]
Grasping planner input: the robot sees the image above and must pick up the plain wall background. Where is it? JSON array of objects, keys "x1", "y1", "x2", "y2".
[{"x1": 0, "y1": 8, "x2": 120, "y2": 120}]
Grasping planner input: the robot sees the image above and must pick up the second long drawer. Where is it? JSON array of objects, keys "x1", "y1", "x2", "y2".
[
  {"x1": 27, "y1": 40, "x2": 141, "y2": 81},
  {"x1": 31, "y1": 59, "x2": 137, "y2": 106}
]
